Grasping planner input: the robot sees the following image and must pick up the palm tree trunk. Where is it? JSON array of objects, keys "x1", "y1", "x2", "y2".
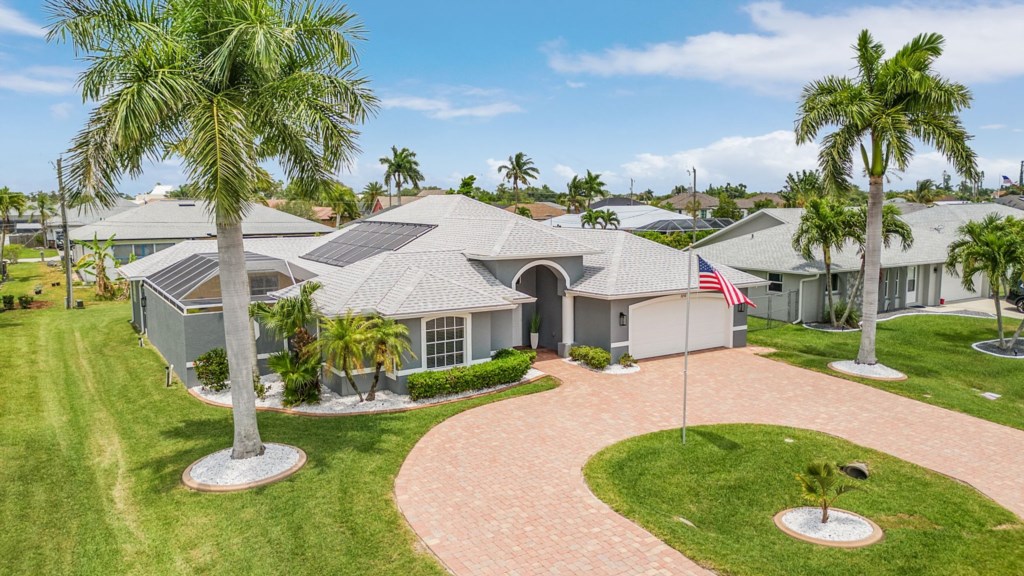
[
  {"x1": 994, "y1": 289, "x2": 1006, "y2": 348},
  {"x1": 1005, "y1": 314, "x2": 1024, "y2": 352},
  {"x1": 216, "y1": 221, "x2": 264, "y2": 459},
  {"x1": 344, "y1": 367, "x2": 364, "y2": 402},
  {"x1": 856, "y1": 176, "x2": 884, "y2": 365},
  {"x1": 514, "y1": 182, "x2": 520, "y2": 210},
  {"x1": 335, "y1": 211, "x2": 341, "y2": 228},
  {"x1": 825, "y1": 250, "x2": 836, "y2": 327},
  {"x1": 821, "y1": 502, "x2": 830, "y2": 524},
  {"x1": 1, "y1": 217, "x2": 8, "y2": 259},
  {"x1": 838, "y1": 257, "x2": 865, "y2": 328},
  {"x1": 367, "y1": 362, "x2": 382, "y2": 401},
  {"x1": 396, "y1": 183, "x2": 402, "y2": 207}
]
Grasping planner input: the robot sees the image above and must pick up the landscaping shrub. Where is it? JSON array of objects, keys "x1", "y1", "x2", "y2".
[
  {"x1": 3, "y1": 244, "x2": 24, "y2": 263},
  {"x1": 194, "y1": 347, "x2": 230, "y2": 391},
  {"x1": 268, "y1": 350, "x2": 321, "y2": 406},
  {"x1": 826, "y1": 299, "x2": 861, "y2": 328},
  {"x1": 2, "y1": 295, "x2": 14, "y2": 311},
  {"x1": 407, "y1": 349, "x2": 532, "y2": 400},
  {"x1": 17, "y1": 295, "x2": 33, "y2": 309},
  {"x1": 570, "y1": 345, "x2": 611, "y2": 370},
  {"x1": 493, "y1": 347, "x2": 536, "y2": 364},
  {"x1": 619, "y1": 353, "x2": 636, "y2": 367}
]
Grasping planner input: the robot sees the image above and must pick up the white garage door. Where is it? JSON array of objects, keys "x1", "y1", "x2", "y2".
[
  {"x1": 941, "y1": 264, "x2": 980, "y2": 302},
  {"x1": 629, "y1": 294, "x2": 731, "y2": 360}
]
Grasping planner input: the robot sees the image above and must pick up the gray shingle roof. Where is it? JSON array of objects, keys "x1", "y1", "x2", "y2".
[
  {"x1": 70, "y1": 200, "x2": 332, "y2": 241},
  {"x1": 118, "y1": 236, "x2": 336, "y2": 279},
  {"x1": 695, "y1": 203, "x2": 1022, "y2": 274}
]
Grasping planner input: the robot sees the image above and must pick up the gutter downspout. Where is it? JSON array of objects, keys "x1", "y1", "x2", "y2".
[{"x1": 794, "y1": 273, "x2": 821, "y2": 324}]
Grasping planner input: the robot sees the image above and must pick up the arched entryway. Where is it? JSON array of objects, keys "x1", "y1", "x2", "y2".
[{"x1": 512, "y1": 261, "x2": 571, "y2": 352}]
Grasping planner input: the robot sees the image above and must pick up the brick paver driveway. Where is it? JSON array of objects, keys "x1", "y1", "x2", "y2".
[{"x1": 395, "y1": 349, "x2": 1024, "y2": 575}]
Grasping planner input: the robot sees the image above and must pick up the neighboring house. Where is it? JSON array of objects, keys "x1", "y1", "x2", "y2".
[
  {"x1": 70, "y1": 200, "x2": 332, "y2": 267},
  {"x1": 995, "y1": 194, "x2": 1024, "y2": 211},
  {"x1": 634, "y1": 218, "x2": 734, "y2": 233},
  {"x1": 544, "y1": 204, "x2": 691, "y2": 230},
  {"x1": 590, "y1": 197, "x2": 645, "y2": 208},
  {"x1": 266, "y1": 199, "x2": 336, "y2": 225},
  {"x1": 133, "y1": 184, "x2": 177, "y2": 205},
  {"x1": 694, "y1": 204, "x2": 1021, "y2": 323},
  {"x1": 735, "y1": 193, "x2": 785, "y2": 215},
  {"x1": 503, "y1": 202, "x2": 566, "y2": 221},
  {"x1": 666, "y1": 192, "x2": 785, "y2": 218},
  {"x1": 120, "y1": 195, "x2": 763, "y2": 394},
  {"x1": 6, "y1": 197, "x2": 137, "y2": 246}
]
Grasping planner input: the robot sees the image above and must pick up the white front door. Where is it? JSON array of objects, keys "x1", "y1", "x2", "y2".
[{"x1": 906, "y1": 266, "x2": 918, "y2": 305}]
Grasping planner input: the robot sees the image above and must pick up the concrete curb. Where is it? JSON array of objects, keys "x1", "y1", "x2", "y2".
[
  {"x1": 773, "y1": 507, "x2": 884, "y2": 548},
  {"x1": 182, "y1": 443, "x2": 307, "y2": 493}
]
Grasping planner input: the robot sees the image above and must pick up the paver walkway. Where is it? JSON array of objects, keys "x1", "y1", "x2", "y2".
[{"x1": 395, "y1": 349, "x2": 1024, "y2": 575}]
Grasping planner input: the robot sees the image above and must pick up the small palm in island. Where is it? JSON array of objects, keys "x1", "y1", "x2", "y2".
[{"x1": 796, "y1": 460, "x2": 861, "y2": 523}]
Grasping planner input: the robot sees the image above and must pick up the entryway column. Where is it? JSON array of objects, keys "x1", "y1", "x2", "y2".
[{"x1": 559, "y1": 294, "x2": 575, "y2": 357}]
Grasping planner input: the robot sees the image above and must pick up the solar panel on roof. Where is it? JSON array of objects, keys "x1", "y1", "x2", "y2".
[{"x1": 301, "y1": 221, "x2": 434, "y2": 267}]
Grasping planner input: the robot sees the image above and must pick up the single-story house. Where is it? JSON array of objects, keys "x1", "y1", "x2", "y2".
[
  {"x1": 664, "y1": 192, "x2": 784, "y2": 219},
  {"x1": 503, "y1": 202, "x2": 567, "y2": 221},
  {"x1": 120, "y1": 195, "x2": 763, "y2": 395},
  {"x1": 544, "y1": 204, "x2": 692, "y2": 231},
  {"x1": 634, "y1": 218, "x2": 734, "y2": 233},
  {"x1": 995, "y1": 194, "x2": 1024, "y2": 211},
  {"x1": 70, "y1": 199, "x2": 332, "y2": 266},
  {"x1": 266, "y1": 199, "x2": 336, "y2": 225},
  {"x1": 5, "y1": 197, "x2": 137, "y2": 247},
  {"x1": 694, "y1": 203, "x2": 1020, "y2": 323},
  {"x1": 369, "y1": 188, "x2": 447, "y2": 214},
  {"x1": 133, "y1": 184, "x2": 178, "y2": 205},
  {"x1": 590, "y1": 197, "x2": 646, "y2": 208}
]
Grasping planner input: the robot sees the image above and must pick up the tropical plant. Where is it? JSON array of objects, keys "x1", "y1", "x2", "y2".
[
  {"x1": 580, "y1": 209, "x2": 601, "y2": 229},
  {"x1": 596, "y1": 209, "x2": 620, "y2": 229},
  {"x1": 456, "y1": 175, "x2": 478, "y2": 197},
  {"x1": 497, "y1": 152, "x2": 539, "y2": 209},
  {"x1": 379, "y1": 146, "x2": 423, "y2": 207},
  {"x1": 2, "y1": 244, "x2": 24, "y2": 263},
  {"x1": 0, "y1": 187, "x2": 27, "y2": 255},
  {"x1": 363, "y1": 316, "x2": 414, "y2": 401},
  {"x1": 74, "y1": 233, "x2": 117, "y2": 298},
  {"x1": 945, "y1": 214, "x2": 1024, "y2": 350},
  {"x1": 903, "y1": 179, "x2": 940, "y2": 204},
  {"x1": 278, "y1": 199, "x2": 318, "y2": 222},
  {"x1": 361, "y1": 181, "x2": 385, "y2": 212},
  {"x1": 834, "y1": 205, "x2": 913, "y2": 327},
  {"x1": 711, "y1": 194, "x2": 742, "y2": 220},
  {"x1": 48, "y1": 0, "x2": 377, "y2": 459},
  {"x1": 795, "y1": 460, "x2": 861, "y2": 523},
  {"x1": 33, "y1": 194, "x2": 56, "y2": 249},
  {"x1": 751, "y1": 198, "x2": 777, "y2": 213},
  {"x1": 580, "y1": 170, "x2": 608, "y2": 210},
  {"x1": 515, "y1": 206, "x2": 532, "y2": 219},
  {"x1": 792, "y1": 198, "x2": 862, "y2": 326},
  {"x1": 267, "y1": 350, "x2": 321, "y2": 406},
  {"x1": 194, "y1": 347, "x2": 230, "y2": 392},
  {"x1": 529, "y1": 312, "x2": 541, "y2": 333},
  {"x1": 796, "y1": 29, "x2": 978, "y2": 366},
  {"x1": 619, "y1": 352, "x2": 636, "y2": 367},
  {"x1": 562, "y1": 175, "x2": 587, "y2": 213},
  {"x1": 320, "y1": 181, "x2": 360, "y2": 226},
  {"x1": 780, "y1": 170, "x2": 826, "y2": 208},
  {"x1": 250, "y1": 281, "x2": 323, "y2": 362},
  {"x1": 315, "y1": 311, "x2": 372, "y2": 402}
]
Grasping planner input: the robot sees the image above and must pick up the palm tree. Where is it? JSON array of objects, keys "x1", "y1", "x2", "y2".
[
  {"x1": 792, "y1": 198, "x2": 862, "y2": 326},
  {"x1": 903, "y1": 179, "x2": 939, "y2": 204},
  {"x1": 795, "y1": 461, "x2": 860, "y2": 523},
  {"x1": 796, "y1": 30, "x2": 978, "y2": 366},
  {"x1": 73, "y1": 233, "x2": 117, "y2": 297},
  {"x1": 580, "y1": 209, "x2": 601, "y2": 229},
  {"x1": 946, "y1": 214, "x2": 1024, "y2": 350},
  {"x1": 363, "y1": 316, "x2": 414, "y2": 401},
  {"x1": 251, "y1": 281, "x2": 324, "y2": 404},
  {"x1": 379, "y1": 146, "x2": 423, "y2": 207},
  {"x1": 361, "y1": 181, "x2": 385, "y2": 213},
  {"x1": 515, "y1": 206, "x2": 532, "y2": 219},
  {"x1": 0, "y1": 187, "x2": 27, "y2": 255},
  {"x1": 596, "y1": 209, "x2": 620, "y2": 230},
  {"x1": 267, "y1": 350, "x2": 321, "y2": 407},
  {"x1": 580, "y1": 170, "x2": 608, "y2": 210},
  {"x1": 838, "y1": 204, "x2": 914, "y2": 327},
  {"x1": 497, "y1": 152, "x2": 539, "y2": 209},
  {"x1": 315, "y1": 312, "x2": 371, "y2": 402},
  {"x1": 320, "y1": 182, "x2": 360, "y2": 227},
  {"x1": 49, "y1": 0, "x2": 376, "y2": 459},
  {"x1": 780, "y1": 170, "x2": 826, "y2": 208},
  {"x1": 33, "y1": 194, "x2": 56, "y2": 249},
  {"x1": 562, "y1": 176, "x2": 587, "y2": 214}
]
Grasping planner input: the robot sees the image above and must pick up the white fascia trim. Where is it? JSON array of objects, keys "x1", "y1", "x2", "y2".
[
  {"x1": 610, "y1": 340, "x2": 630, "y2": 348},
  {"x1": 732, "y1": 325, "x2": 747, "y2": 332},
  {"x1": 387, "y1": 304, "x2": 516, "y2": 320},
  {"x1": 464, "y1": 250, "x2": 599, "y2": 260}
]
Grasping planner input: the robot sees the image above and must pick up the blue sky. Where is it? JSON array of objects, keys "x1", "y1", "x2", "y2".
[{"x1": 1, "y1": 1, "x2": 1023, "y2": 197}]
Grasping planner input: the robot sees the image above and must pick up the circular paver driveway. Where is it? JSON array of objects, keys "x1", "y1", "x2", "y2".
[{"x1": 395, "y1": 349, "x2": 1024, "y2": 575}]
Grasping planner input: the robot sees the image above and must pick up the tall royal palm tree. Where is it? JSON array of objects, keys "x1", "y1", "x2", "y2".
[
  {"x1": 364, "y1": 316, "x2": 413, "y2": 401},
  {"x1": 361, "y1": 181, "x2": 385, "y2": 213},
  {"x1": 796, "y1": 30, "x2": 978, "y2": 366},
  {"x1": 580, "y1": 170, "x2": 608, "y2": 210},
  {"x1": 49, "y1": 0, "x2": 376, "y2": 459},
  {"x1": 33, "y1": 194, "x2": 56, "y2": 249},
  {"x1": 792, "y1": 198, "x2": 862, "y2": 326},
  {"x1": 780, "y1": 170, "x2": 827, "y2": 208},
  {"x1": 498, "y1": 152, "x2": 539, "y2": 210},
  {"x1": 838, "y1": 204, "x2": 913, "y2": 327},
  {"x1": 315, "y1": 311, "x2": 372, "y2": 402},
  {"x1": 946, "y1": 214, "x2": 1024, "y2": 350},
  {"x1": 379, "y1": 146, "x2": 423, "y2": 207},
  {"x1": 0, "y1": 187, "x2": 27, "y2": 255}
]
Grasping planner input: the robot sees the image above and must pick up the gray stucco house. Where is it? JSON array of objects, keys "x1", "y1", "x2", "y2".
[
  {"x1": 694, "y1": 203, "x2": 1020, "y2": 323},
  {"x1": 119, "y1": 195, "x2": 763, "y2": 396}
]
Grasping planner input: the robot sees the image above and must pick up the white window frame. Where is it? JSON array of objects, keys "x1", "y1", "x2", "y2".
[
  {"x1": 421, "y1": 314, "x2": 472, "y2": 370},
  {"x1": 766, "y1": 273, "x2": 783, "y2": 293},
  {"x1": 248, "y1": 272, "x2": 280, "y2": 296}
]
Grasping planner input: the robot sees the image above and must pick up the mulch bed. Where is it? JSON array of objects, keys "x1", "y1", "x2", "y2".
[{"x1": 973, "y1": 339, "x2": 1024, "y2": 358}]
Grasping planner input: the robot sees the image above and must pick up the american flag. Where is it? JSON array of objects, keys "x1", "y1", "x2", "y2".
[
  {"x1": 697, "y1": 256, "x2": 755, "y2": 308},
  {"x1": 1003, "y1": 175, "x2": 1017, "y2": 186}
]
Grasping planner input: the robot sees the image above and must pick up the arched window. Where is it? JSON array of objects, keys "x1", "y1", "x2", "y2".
[{"x1": 424, "y1": 316, "x2": 466, "y2": 368}]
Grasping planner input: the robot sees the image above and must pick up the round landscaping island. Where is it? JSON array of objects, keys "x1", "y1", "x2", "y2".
[
  {"x1": 182, "y1": 443, "x2": 307, "y2": 492},
  {"x1": 774, "y1": 507, "x2": 883, "y2": 548}
]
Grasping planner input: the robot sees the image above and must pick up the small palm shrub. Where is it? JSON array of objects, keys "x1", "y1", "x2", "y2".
[
  {"x1": 826, "y1": 300, "x2": 860, "y2": 328},
  {"x1": 268, "y1": 350, "x2": 321, "y2": 406},
  {"x1": 619, "y1": 353, "x2": 636, "y2": 367},
  {"x1": 570, "y1": 345, "x2": 611, "y2": 370},
  {"x1": 795, "y1": 460, "x2": 861, "y2": 523},
  {"x1": 194, "y1": 348, "x2": 230, "y2": 391}
]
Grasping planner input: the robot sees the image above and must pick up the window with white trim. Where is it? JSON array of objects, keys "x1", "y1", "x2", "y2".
[
  {"x1": 248, "y1": 273, "x2": 280, "y2": 296},
  {"x1": 767, "y1": 273, "x2": 783, "y2": 293},
  {"x1": 425, "y1": 316, "x2": 466, "y2": 368}
]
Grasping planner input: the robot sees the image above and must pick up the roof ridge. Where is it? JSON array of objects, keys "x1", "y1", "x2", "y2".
[
  {"x1": 377, "y1": 267, "x2": 427, "y2": 314},
  {"x1": 420, "y1": 265, "x2": 515, "y2": 303}
]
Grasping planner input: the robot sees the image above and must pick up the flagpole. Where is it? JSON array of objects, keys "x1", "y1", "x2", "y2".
[{"x1": 682, "y1": 167, "x2": 697, "y2": 444}]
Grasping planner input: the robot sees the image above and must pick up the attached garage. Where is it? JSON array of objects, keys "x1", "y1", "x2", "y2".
[
  {"x1": 627, "y1": 294, "x2": 732, "y2": 360},
  {"x1": 941, "y1": 264, "x2": 982, "y2": 303}
]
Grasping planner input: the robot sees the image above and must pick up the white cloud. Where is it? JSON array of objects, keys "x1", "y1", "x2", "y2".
[
  {"x1": 49, "y1": 102, "x2": 72, "y2": 119},
  {"x1": 980, "y1": 124, "x2": 1007, "y2": 130},
  {"x1": 565, "y1": 80, "x2": 585, "y2": 89},
  {"x1": 381, "y1": 95, "x2": 522, "y2": 120},
  {"x1": 0, "y1": 3, "x2": 45, "y2": 38},
  {"x1": 0, "y1": 65, "x2": 77, "y2": 94},
  {"x1": 484, "y1": 158, "x2": 506, "y2": 183},
  {"x1": 552, "y1": 163, "x2": 577, "y2": 181},
  {"x1": 547, "y1": 2, "x2": 1024, "y2": 92}
]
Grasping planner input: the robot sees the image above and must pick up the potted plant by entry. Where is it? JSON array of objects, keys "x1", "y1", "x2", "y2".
[{"x1": 529, "y1": 312, "x2": 541, "y2": 350}]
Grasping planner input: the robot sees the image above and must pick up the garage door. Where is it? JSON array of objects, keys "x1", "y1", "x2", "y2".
[
  {"x1": 628, "y1": 294, "x2": 731, "y2": 360},
  {"x1": 941, "y1": 264, "x2": 980, "y2": 302}
]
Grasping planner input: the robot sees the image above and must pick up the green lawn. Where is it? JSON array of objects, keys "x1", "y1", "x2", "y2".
[
  {"x1": 585, "y1": 425, "x2": 1024, "y2": 576},
  {"x1": 748, "y1": 315, "x2": 1024, "y2": 430},
  {"x1": 3, "y1": 246, "x2": 59, "y2": 261},
  {"x1": 0, "y1": 260, "x2": 97, "y2": 307},
  {"x1": 0, "y1": 263, "x2": 557, "y2": 575}
]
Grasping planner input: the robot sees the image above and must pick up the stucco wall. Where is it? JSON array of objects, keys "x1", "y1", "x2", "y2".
[
  {"x1": 574, "y1": 297, "x2": 611, "y2": 350},
  {"x1": 481, "y1": 256, "x2": 584, "y2": 288}
]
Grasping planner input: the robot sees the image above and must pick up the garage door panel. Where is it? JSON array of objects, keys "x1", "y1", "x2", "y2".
[
  {"x1": 942, "y1": 265, "x2": 980, "y2": 302},
  {"x1": 629, "y1": 295, "x2": 729, "y2": 360}
]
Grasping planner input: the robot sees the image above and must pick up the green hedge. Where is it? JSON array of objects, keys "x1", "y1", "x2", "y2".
[
  {"x1": 407, "y1": 348, "x2": 533, "y2": 400},
  {"x1": 570, "y1": 345, "x2": 611, "y2": 370}
]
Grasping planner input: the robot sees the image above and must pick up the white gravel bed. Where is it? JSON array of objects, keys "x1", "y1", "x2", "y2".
[
  {"x1": 188, "y1": 443, "x2": 300, "y2": 486},
  {"x1": 196, "y1": 368, "x2": 546, "y2": 415},
  {"x1": 829, "y1": 360, "x2": 906, "y2": 380},
  {"x1": 562, "y1": 358, "x2": 640, "y2": 375},
  {"x1": 780, "y1": 507, "x2": 875, "y2": 542}
]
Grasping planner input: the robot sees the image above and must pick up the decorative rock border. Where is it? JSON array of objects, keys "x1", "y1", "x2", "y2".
[
  {"x1": 182, "y1": 443, "x2": 307, "y2": 493},
  {"x1": 828, "y1": 360, "x2": 907, "y2": 381},
  {"x1": 773, "y1": 507, "x2": 884, "y2": 548},
  {"x1": 561, "y1": 357, "x2": 641, "y2": 375},
  {"x1": 971, "y1": 339, "x2": 1024, "y2": 359}
]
